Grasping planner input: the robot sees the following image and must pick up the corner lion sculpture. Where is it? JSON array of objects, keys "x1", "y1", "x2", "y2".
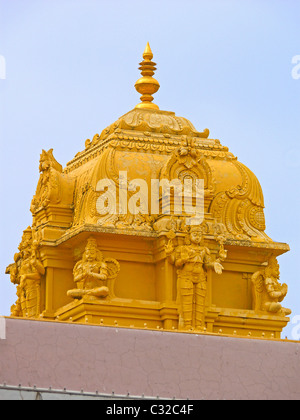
[{"x1": 252, "y1": 255, "x2": 291, "y2": 316}]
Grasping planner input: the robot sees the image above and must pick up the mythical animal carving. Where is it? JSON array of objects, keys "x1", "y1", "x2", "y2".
[
  {"x1": 165, "y1": 225, "x2": 227, "y2": 331},
  {"x1": 31, "y1": 149, "x2": 74, "y2": 216},
  {"x1": 252, "y1": 255, "x2": 291, "y2": 316},
  {"x1": 67, "y1": 237, "x2": 120, "y2": 300}
]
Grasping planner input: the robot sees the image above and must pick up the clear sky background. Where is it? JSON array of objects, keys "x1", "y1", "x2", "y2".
[{"x1": 0, "y1": 0, "x2": 299, "y2": 339}]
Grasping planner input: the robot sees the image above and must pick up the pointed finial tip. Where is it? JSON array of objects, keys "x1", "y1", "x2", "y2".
[
  {"x1": 144, "y1": 41, "x2": 151, "y2": 51},
  {"x1": 143, "y1": 42, "x2": 153, "y2": 60}
]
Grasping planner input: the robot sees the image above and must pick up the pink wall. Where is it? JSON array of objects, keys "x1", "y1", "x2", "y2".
[{"x1": 0, "y1": 318, "x2": 300, "y2": 400}]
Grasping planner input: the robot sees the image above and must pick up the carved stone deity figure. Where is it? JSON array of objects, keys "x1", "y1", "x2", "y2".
[
  {"x1": 252, "y1": 255, "x2": 291, "y2": 316},
  {"x1": 165, "y1": 225, "x2": 226, "y2": 331},
  {"x1": 67, "y1": 237, "x2": 120, "y2": 300},
  {"x1": 6, "y1": 227, "x2": 45, "y2": 318}
]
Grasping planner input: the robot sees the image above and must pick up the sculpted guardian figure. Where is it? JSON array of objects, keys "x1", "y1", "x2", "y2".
[
  {"x1": 165, "y1": 225, "x2": 226, "y2": 331},
  {"x1": 7, "y1": 228, "x2": 45, "y2": 318}
]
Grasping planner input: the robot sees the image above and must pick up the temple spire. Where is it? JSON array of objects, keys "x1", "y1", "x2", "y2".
[{"x1": 135, "y1": 43, "x2": 160, "y2": 110}]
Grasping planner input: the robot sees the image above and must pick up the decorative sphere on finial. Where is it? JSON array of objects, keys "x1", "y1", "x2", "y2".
[{"x1": 135, "y1": 43, "x2": 160, "y2": 110}]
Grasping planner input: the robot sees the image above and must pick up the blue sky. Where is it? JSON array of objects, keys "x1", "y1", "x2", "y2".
[{"x1": 0, "y1": 0, "x2": 299, "y2": 339}]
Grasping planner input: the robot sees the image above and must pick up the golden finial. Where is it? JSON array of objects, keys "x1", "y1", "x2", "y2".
[{"x1": 135, "y1": 43, "x2": 160, "y2": 110}]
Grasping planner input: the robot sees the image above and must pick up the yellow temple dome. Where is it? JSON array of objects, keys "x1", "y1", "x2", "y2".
[
  {"x1": 7, "y1": 43, "x2": 290, "y2": 340},
  {"x1": 55, "y1": 43, "x2": 273, "y2": 244}
]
